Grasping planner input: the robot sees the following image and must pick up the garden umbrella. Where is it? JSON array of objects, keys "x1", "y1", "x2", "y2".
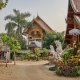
[
  {"x1": 69, "y1": 28, "x2": 80, "y2": 36},
  {"x1": 69, "y1": 29, "x2": 80, "y2": 54},
  {"x1": 69, "y1": 28, "x2": 80, "y2": 43}
]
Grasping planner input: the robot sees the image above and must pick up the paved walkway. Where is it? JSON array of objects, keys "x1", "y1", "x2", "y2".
[{"x1": 0, "y1": 61, "x2": 80, "y2": 80}]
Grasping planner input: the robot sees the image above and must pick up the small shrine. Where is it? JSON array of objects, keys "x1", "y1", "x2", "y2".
[{"x1": 0, "y1": 37, "x2": 10, "y2": 62}]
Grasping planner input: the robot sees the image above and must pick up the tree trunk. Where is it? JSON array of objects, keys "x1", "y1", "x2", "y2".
[
  {"x1": 6, "y1": 52, "x2": 8, "y2": 67},
  {"x1": 14, "y1": 52, "x2": 16, "y2": 65},
  {"x1": 6, "y1": 59, "x2": 8, "y2": 67},
  {"x1": 1, "y1": 54, "x2": 3, "y2": 65}
]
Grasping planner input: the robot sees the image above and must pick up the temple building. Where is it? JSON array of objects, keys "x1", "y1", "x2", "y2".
[
  {"x1": 23, "y1": 15, "x2": 54, "y2": 48},
  {"x1": 65, "y1": 0, "x2": 80, "y2": 45}
]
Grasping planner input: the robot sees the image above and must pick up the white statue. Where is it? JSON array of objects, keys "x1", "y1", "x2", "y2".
[
  {"x1": 50, "y1": 45, "x2": 55, "y2": 55},
  {"x1": 55, "y1": 40, "x2": 63, "y2": 60},
  {"x1": 49, "y1": 45, "x2": 60, "y2": 63},
  {"x1": 49, "y1": 40, "x2": 63, "y2": 65},
  {"x1": 49, "y1": 45, "x2": 56, "y2": 65}
]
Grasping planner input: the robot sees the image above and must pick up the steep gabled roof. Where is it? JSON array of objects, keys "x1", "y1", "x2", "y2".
[
  {"x1": 70, "y1": 0, "x2": 80, "y2": 26},
  {"x1": 70, "y1": 0, "x2": 80, "y2": 13},
  {"x1": 65, "y1": 0, "x2": 80, "y2": 44},
  {"x1": 33, "y1": 16, "x2": 54, "y2": 32}
]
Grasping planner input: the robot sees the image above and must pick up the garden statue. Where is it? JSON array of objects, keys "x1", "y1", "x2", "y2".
[
  {"x1": 50, "y1": 45, "x2": 55, "y2": 55},
  {"x1": 54, "y1": 40, "x2": 63, "y2": 60},
  {"x1": 49, "y1": 40, "x2": 63, "y2": 65},
  {"x1": 49, "y1": 45, "x2": 56, "y2": 65}
]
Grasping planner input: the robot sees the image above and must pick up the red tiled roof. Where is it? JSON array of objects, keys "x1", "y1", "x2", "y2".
[{"x1": 70, "y1": 0, "x2": 80, "y2": 13}]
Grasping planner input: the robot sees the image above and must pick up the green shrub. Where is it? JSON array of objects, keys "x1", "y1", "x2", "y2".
[
  {"x1": 20, "y1": 54, "x2": 26, "y2": 60},
  {"x1": 56, "y1": 66, "x2": 80, "y2": 76},
  {"x1": 56, "y1": 67, "x2": 63, "y2": 75},
  {"x1": 56, "y1": 60, "x2": 80, "y2": 77},
  {"x1": 26, "y1": 50, "x2": 33, "y2": 60},
  {"x1": 75, "y1": 66, "x2": 80, "y2": 76},
  {"x1": 56, "y1": 48, "x2": 80, "y2": 77},
  {"x1": 62, "y1": 48, "x2": 73, "y2": 61},
  {"x1": 34, "y1": 48, "x2": 41, "y2": 61},
  {"x1": 20, "y1": 50, "x2": 33, "y2": 61},
  {"x1": 42, "y1": 48, "x2": 49, "y2": 57},
  {"x1": 77, "y1": 70, "x2": 80, "y2": 76}
]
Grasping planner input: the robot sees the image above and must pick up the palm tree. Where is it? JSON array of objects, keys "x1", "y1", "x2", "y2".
[
  {"x1": 5, "y1": 9, "x2": 31, "y2": 38},
  {"x1": 5, "y1": 22, "x2": 16, "y2": 37},
  {"x1": 0, "y1": 0, "x2": 8, "y2": 10}
]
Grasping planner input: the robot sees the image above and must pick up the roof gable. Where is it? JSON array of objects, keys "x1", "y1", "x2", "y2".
[{"x1": 33, "y1": 16, "x2": 54, "y2": 32}]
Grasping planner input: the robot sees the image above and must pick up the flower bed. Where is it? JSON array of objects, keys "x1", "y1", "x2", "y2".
[
  {"x1": 56, "y1": 60, "x2": 80, "y2": 76},
  {"x1": 55, "y1": 48, "x2": 80, "y2": 76}
]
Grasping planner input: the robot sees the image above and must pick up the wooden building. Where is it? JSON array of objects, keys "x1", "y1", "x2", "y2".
[
  {"x1": 23, "y1": 15, "x2": 54, "y2": 48},
  {"x1": 65, "y1": 0, "x2": 80, "y2": 45}
]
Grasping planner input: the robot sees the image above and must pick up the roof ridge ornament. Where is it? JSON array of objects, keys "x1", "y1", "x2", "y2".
[
  {"x1": 33, "y1": 15, "x2": 35, "y2": 19},
  {"x1": 37, "y1": 13, "x2": 39, "y2": 17}
]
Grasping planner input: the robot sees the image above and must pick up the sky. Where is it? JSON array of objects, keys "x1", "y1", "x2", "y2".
[{"x1": 0, "y1": 0, "x2": 68, "y2": 33}]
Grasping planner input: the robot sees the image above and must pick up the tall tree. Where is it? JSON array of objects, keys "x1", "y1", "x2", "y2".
[
  {"x1": 0, "y1": 33, "x2": 21, "y2": 65},
  {"x1": 43, "y1": 32, "x2": 65, "y2": 49},
  {"x1": 0, "y1": 0, "x2": 8, "y2": 10},
  {"x1": 5, "y1": 9, "x2": 31, "y2": 38}
]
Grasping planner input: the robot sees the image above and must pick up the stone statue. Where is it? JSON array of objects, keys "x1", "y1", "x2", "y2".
[
  {"x1": 49, "y1": 40, "x2": 63, "y2": 65},
  {"x1": 49, "y1": 45, "x2": 56, "y2": 65},
  {"x1": 50, "y1": 45, "x2": 55, "y2": 54},
  {"x1": 55, "y1": 40, "x2": 63, "y2": 60}
]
